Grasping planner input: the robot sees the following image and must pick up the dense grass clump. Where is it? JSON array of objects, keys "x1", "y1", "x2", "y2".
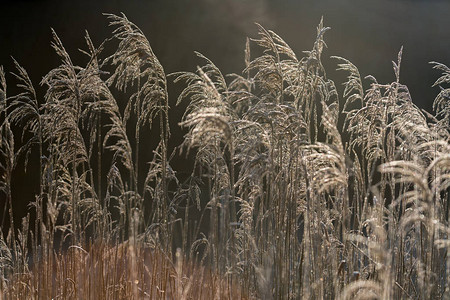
[{"x1": 0, "y1": 13, "x2": 449, "y2": 299}]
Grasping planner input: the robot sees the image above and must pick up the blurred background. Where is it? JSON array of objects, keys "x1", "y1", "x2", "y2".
[{"x1": 0, "y1": 0, "x2": 449, "y2": 230}]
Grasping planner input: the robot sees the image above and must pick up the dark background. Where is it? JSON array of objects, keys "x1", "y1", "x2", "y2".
[{"x1": 0, "y1": 0, "x2": 449, "y2": 230}]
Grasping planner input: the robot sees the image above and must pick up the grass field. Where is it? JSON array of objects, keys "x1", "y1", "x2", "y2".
[{"x1": 0, "y1": 13, "x2": 449, "y2": 299}]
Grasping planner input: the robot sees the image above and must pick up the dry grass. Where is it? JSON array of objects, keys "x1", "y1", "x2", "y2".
[
  {"x1": 0, "y1": 13, "x2": 449, "y2": 299},
  {"x1": 5, "y1": 241, "x2": 241, "y2": 299}
]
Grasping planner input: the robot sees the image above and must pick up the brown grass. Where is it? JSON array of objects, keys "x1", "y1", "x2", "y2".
[
  {"x1": 0, "y1": 13, "x2": 449, "y2": 299},
  {"x1": 5, "y1": 241, "x2": 242, "y2": 299}
]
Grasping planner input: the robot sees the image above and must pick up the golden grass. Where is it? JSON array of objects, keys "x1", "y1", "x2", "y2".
[{"x1": 0, "y1": 13, "x2": 449, "y2": 299}]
